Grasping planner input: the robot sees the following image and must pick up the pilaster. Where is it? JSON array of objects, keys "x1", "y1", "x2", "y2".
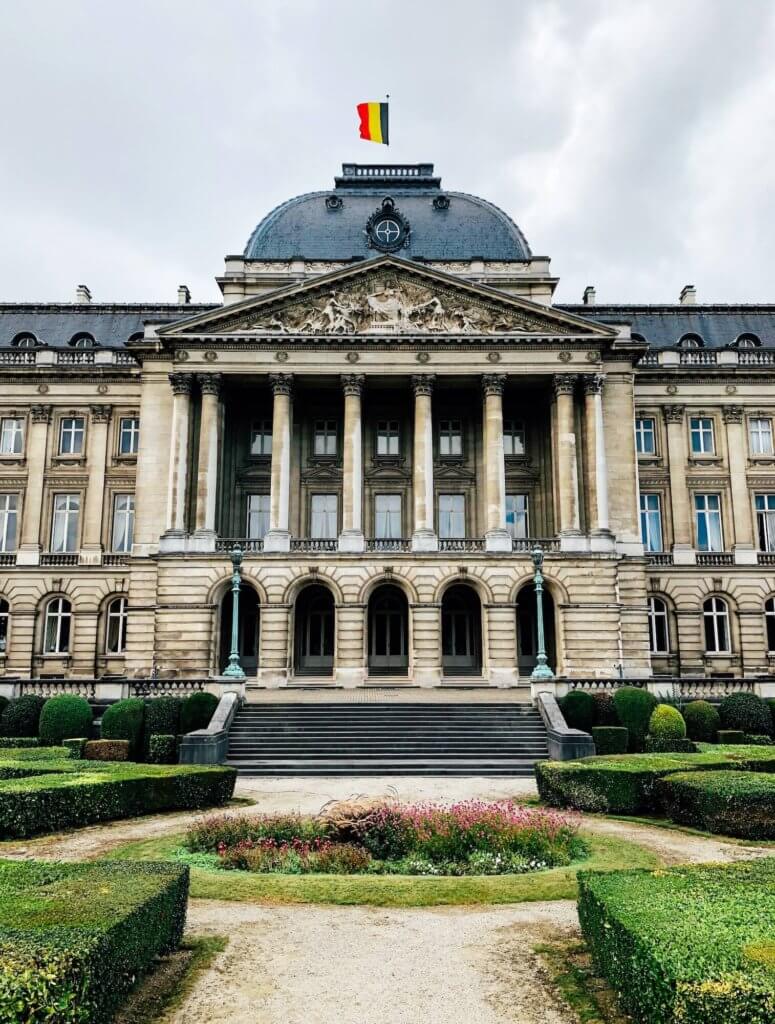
[
  {"x1": 17, "y1": 404, "x2": 51, "y2": 565},
  {"x1": 81, "y1": 405, "x2": 112, "y2": 564},
  {"x1": 264, "y1": 374, "x2": 293, "y2": 553},
  {"x1": 411, "y1": 374, "x2": 438, "y2": 551},
  {"x1": 482, "y1": 374, "x2": 511, "y2": 552},
  {"x1": 339, "y1": 374, "x2": 365, "y2": 552}
]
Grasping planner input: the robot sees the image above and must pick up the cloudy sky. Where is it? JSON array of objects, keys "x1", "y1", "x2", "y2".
[{"x1": 1, "y1": 0, "x2": 774, "y2": 305}]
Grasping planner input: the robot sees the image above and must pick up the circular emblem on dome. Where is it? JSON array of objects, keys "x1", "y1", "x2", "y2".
[
  {"x1": 374, "y1": 218, "x2": 401, "y2": 245},
  {"x1": 366, "y1": 197, "x2": 410, "y2": 253}
]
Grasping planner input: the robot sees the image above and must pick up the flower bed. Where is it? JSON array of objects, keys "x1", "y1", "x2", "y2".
[
  {"x1": 184, "y1": 800, "x2": 587, "y2": 876},
  {"x1": 659, "y1": 770, "x2": 775, "y2": 840}
]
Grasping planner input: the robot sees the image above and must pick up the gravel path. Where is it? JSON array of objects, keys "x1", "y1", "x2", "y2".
[{"x1": 167, "y1": 899, "x2": 580, "y2": 1024}]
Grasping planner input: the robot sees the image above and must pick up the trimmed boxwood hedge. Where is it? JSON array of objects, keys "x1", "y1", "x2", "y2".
[
  {"x1": 148, "y1": 734, "x2": 176, "y2": 764},
  {"x1": 591, "y1": 726, "x2": 628, "y2": 755},
  {"x1": 683, "y1": 699, "x2": 720, "y2": 742},
  {"x1": 717, "y1": 729, "x2": 746, "y2": 745},
  {"x1": 719, "y1": 692, "x2": 773, "y2": 736},
  {"x1": 180, "y1": 691, "x2": 218, "y2": 733},
  {"x1": 659, "y1": 770, "x2": 775, "y2": 839},
  {"x1": 0, "y1": 858, "x2": 189, "y2": 1024},
  {"x1": 0, "y1": 695, "x2": 46, "y2": 738},
  {"x1": 578, "y1": 859, "x2": 775, "y2": 1023},
  {"x1": 613, "y1": 687, "x2": 658, "y2": 752},
  {"x1": 0, "y1": 736, "x2": 38, "y2": 748},
  {"x1": 644, "y1": 737, "x2": 697, "y2": 753},
  {"x1": 143, "y1": 697, "x2": 182, "y2": 753},
  {"x1": 100, "y1": 698, "x2": 145, "y2": 757},
  {"x1": 592, "y1": 690, "x2": 617, "y2": 726},
  {"x1": 38, "y1": 694, "x2": 93, "y2": 746},
  {"x1": 560, "y1": 690, "x2": 595, "y2": 732},
  {"x1": 84, "y1": 739, "x2": 130, "y2": 761},
  {"x1": 649, "y1": 704, "x2": 686, "y2": 740}
]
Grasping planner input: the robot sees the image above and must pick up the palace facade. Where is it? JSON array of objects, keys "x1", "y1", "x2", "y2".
[{"x1": 1, "y1": 163, "x2": 774, "y2": 694}]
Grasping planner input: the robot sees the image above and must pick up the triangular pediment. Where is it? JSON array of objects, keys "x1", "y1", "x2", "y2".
[{"x1": 158, "y1": 256, "x2": 615, "y2": 339}]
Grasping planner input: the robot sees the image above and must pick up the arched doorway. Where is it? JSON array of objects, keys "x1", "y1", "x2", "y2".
[
  {"x1": 219, "y1": 584, "x2": 260, "y2": 677},
  {"x1": 368, "y1": 584, "x2": 408, "y2": 676},
  {"x1": 516, "y1": 583, "x2": 556, "y2": 676},
  {"x1": 441, "y1": 584, "x2": 482, "y2": 676},
  {"x1": 294, "y1": 584, "x2": 335, "y2": 676}
]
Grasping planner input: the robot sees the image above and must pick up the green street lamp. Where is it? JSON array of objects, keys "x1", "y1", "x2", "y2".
[
  {"x1": 222, "y1": 545, "x2": 246, "y2": 679},
  {"x1": 530, "y1": 544, "x2": 555, "y2": 682}
]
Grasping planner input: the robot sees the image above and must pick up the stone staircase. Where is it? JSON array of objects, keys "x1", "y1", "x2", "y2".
[{"x1": 225, "y1": 701, "x2": 548, "y2": 776}]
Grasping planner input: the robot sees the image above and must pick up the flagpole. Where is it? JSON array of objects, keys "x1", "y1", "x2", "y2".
[{"x1": 386, "y1": 93, "x2": 390, "y2": 147}]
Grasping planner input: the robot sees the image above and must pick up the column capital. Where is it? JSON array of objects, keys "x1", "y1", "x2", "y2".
[
  {"x1": 663, "y1": 404, "x2": 685, "y2": 424},
  {"x1": 30, "y1": 404, "x2": 52, "y2": 423},
  {"x1": 198, "y1": 372, "x2": 223, "y2": 397},
  {"x1": 552, "y1": 373, "x2": 577, "y2": 396},
  {"x1": 168, "y1": 372, "x2": 194, "y2": 395},
  {"x1": 341, "y1": 373, "x2": 365, "y2": 397},
  {"x1": 269, "y1": 372, "x2": 293, "y2": 397},
  {"x1": 481, "y1": 373, "x2": 506, "y2": 397},
  {"x1": 582, "y1": 373, "x2": 605, "y2": 395},
  {"x1": 411, "y1": 373, "x2": 436, "y2": 397},
  {"x1": 722, "y1": 404, "x2": 744, "y2": 424},
  {"x1": 89, "y1": 404, "x2": 112, "y2": 423}
]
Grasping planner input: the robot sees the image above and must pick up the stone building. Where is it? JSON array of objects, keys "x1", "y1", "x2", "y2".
[{"x1": 0, "y1": 162, "x2": 773, "y2": 696}]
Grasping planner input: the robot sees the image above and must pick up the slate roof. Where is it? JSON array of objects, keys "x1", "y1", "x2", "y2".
[{"x1": 559, "y1": 305, "x2": 775, "y2": 349}]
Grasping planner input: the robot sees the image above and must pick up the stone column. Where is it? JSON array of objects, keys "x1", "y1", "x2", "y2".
[
  {"x1": 81, "y1": 405, "x2": 112, "y2": 564},
  {"x1": 339, "y1": 374, "x2": 365, "y2": 552},
  {"x1": 482, "y1": 374, "x2": 510, "y2": 551},
  {"x1": 17, "y1": 405, "x2": 51, "y2": 565},
  {"x1": 553, "y1": 375, "x2": 581, "y2": 543},
  {"x1": 263, "y1": 373, "x2": 293, "y2": 553},
  {"x1": 583, "y1": 375, "x2": 611, "y2": 544},
  {"x1": 663, "y1": 405, "x2": 694, "y2": 561},
  {"x1": 724, "y1": 405, "x2": 756, "y2": 563},
  {"x1": 163, "y1": 373, "x2": 193, "y2": 542},
  {"x1": 411, "y1": 374, "x2": 437, "y2": 551},
  {"x1": 192, "y1": 373, "x2": 223, "y2": 549}
]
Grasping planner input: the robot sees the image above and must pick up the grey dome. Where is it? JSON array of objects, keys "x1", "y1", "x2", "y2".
[{"x1": 243, "y1": 163, "x2": 531, "y2": 262}]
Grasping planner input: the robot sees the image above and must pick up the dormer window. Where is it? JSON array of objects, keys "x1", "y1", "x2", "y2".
[
  {"x1": 11, "y1": 332, "x2": 40, "y2": 349},
  {"x1": 678, "y1": 333, "x2": 703, "y2": 349},
  {"x1": 69, "y1": 333, "x2": 97, "y2": 349},
  {"x1": 734, "y1": 333, "x2": 760, "y2": 349}
]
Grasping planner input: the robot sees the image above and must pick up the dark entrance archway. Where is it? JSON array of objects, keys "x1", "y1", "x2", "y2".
[
  {"x1": 218, "y1": 584, "x2": 260, "y2": 677},
  {"x1": 516, "y1": 583, "x2": 556, "y2": 676},
  {"x1": 441, "y1": 584, "x2": 482, "y2": 676},
  {"x1": 368, "y1": 584, "x2": 409, "y2": 676},
  {"x1": 294, "y1": 584, "x2": 335, "y2": 676}
]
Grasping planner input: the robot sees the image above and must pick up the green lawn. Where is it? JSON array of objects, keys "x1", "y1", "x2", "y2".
[{"x1": 105, "y1": 829, "x2": 659, "y2": 907}]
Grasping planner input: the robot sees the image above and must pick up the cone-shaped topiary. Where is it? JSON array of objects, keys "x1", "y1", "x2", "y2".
[
  {"x1": 649, "y1": 703, "x2": 687, "y2": 740},
  {"x1": 38, "y1": 694, "x2": 93, "y2": 746},
  {"x1": 100, "y1": 698, "x2": 145, "y2": 758},
  {"x1": 613, "y1": 686, "x2": 658, "y2": 752},
  {"x1": 684, "y1": 700, "x2": 721, "y2": 742},
  {"x1": 719, "y1": 692, "x2": 772, "y2": 736},
  {"x1": 180, "y1": 691, "x2": 218, "y2": 733}
]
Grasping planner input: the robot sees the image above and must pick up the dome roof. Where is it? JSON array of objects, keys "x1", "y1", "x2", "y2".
[{"x1": 243, "y1": 163, "x2": 531, "y2": 262}]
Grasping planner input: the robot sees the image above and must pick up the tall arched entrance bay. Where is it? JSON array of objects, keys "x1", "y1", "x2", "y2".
[
  {"x1": 294, "y1": 584, "x2": 335, "y2": 677},
  {"x1": 441, "y1": 584, "x2": 482, "y2": 676},
  {"x1": 367, "y1": 584, "x2": 409, "y2": 676},
  {"x1": 516, "y1": 583, "x2": 556, "y2": 677},
  {"x1": 218, "y1": 583, "x2": 259, "y2": 677}
]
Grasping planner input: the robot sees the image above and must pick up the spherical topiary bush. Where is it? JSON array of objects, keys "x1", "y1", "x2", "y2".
[
  {"x1": 684, "y1": 700, "x2": 721, "y2": 743},
  {"x1": 100, "y1": 697, "x2": 145, "y2": 758},
  {"x1": 180, "y1": 691, "x2": 218, "y2": 733},
  {"x1": 1, "y1": 694, "x2": 46, "y2": 737},
  {"x1": 592, "y1": 690, "x2": 617, "y2": 726},
  {"x1": 648, "y1": 703, "x2": 687, "y2": 740},
  {"x1": 719, "y1": 692, "x2": 772, "y2": 736},
  {"x1": 38, "y1": 694, "x2": 93, "y2": 746},
  {"x1": 613, "y1": 686, "x2": 658, "y2": 752},
  {"x1": 560, "y1": 690, "x2": 595, "y2": 732}
]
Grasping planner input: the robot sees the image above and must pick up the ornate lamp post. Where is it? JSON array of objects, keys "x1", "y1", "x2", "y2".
[
  {"x1": 222, "y1": 545, "x2": 246, "y2": 679},
  {"x1": 530, "y1": 545, "x2": 555, "y2": 682}
]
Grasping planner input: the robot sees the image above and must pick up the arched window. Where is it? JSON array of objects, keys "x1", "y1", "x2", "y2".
[
  {"x1": 765, "y1": 598, "x2": 775, "y2": 653},
  {"x1": 678, "y1": 333, "x2": 703, "y2": 349},
  {"x1": 647, "y1": 596, "x2": 669, "y2": 654},
  {"x1": 11, "y1": 332, "x2": 40, "y2": 349},
  {"x1": 69, "y1": 333, "x2": 97, "y2": 349},
  {"x1": 43, "y1": 597, "x2": 72, "y2": 654},
  {"x1": 734, "y1": 333, "x2": 760, "y2": 349},
  {"x1": 703, "y1": 596, "x2": 730, "y2": 654},
  {"x1": 105, "y1": 597, "x2": 128, "y2": 655},
  {"x1": 0, "y1": 599, "x2": 8, "y2": 654}
]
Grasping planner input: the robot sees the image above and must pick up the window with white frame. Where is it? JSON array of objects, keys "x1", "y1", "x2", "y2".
[
  {"x1": 689, "y1": 417, "x2": 715, "y2": 455},
  {"x1": 59, "y1": 417, "x2": 85, "y2": 455},
  {"x1": 111, "y1": 494, "x2": 135, "y2": 552},
  {"x1": 694, "y1": 493, "x2": 723, "y2": 551},
  {"x1": 0, "y1": 418, "x2": 23, "y2": 455},
  {"x1": 635, "y1": 416, "x2": 656, "y2": 455},
  {"x1": 0, "y1": 599, "x2": 8, "y2": 653},
  {"x1": 639, "y1": 493, "x2": 663, "y2": 552},
  {"x1": 376, "y1": 421, "x2": 400, "y2": 457},
  {"x1": 247, "y1": 494, "x2": 270, "y2": 539},
  {"x1": 750, "y1": 417, "x2": 774, "y2": 456},
  {"x1": 118, "y1": 417, "x2": 140, "y2": 455},
  {"x1": 755, "y1": 494, "x2": 775, "y2": 552},
  {"x1": 438, "y1": 494, "x2": 465, "y2": 538},
  {"x1": 438, "y1": 420, "x2": 462, "y2": 457},
  {"x1": 765, "y1": 597, "x2": 775, "y2": 652},
  {"x1": 703, "y1": 596, "x2": 730, "y2": 654},
  {"x1": 647, "y1": 596, "x2": 670, "y2": 654},
  {"x1": 310, "y1": 494, "x2": 337, "y2": 538},
  {"x1": 0, "y1": 495, "x2": 17, "y2": 552},
  {"x1": 250, "y1": 420, "x2": 272, "y2": 456},
  {"x1": 503, "y1": 420, "x2": 526, "y2": 456},
  {"x1": 505, "y1": 494, "x2": 529, "y2": 539},
  {"x1": 43, "y1": 597, "x2": 71, "y2": 654},
  {"x1": 313, "y1": 421, "x2": 337, "y2": 457},
  {"x1": 374, "y1": 494, "x2": 402, "y2": 538},
  {"x1": 105, "y1": 596, "x2": 128, "y2": 655},
  {"x1": 50, "y1": 494, "x2": 80, "y2": 552}
]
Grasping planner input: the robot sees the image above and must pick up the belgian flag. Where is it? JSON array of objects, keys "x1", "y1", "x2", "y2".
[{"x1": 357, "y1": 102, "x2": 389, "y2": 145}]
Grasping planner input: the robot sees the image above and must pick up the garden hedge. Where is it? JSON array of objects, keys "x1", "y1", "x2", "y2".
[
  {"x1": 719, "y1": 692, "x2": 773, "y2": 736},
  {"x1": 560, "y1": 690, "x2": 595, "y2": 732},
  {"x1": 717, "y1": 729, "x2": 746, "y2": 745},
  {"x1": 644, "y1": 737, "x2": 697, "y2": 754},
  {"x1": 180, "y1": 691, "x2": 218, "y2": 733},
  {"x1": 592, "y1": 690, "x2": 617, "y2": 725},
  {"x1": 143, "y1": 696, "x2": 182, "y2": 753},
  {"x1": 0, "y1": 736, "x2": 38, "y2": 748},
  {"x1": 578, "y1": 859, "x2": 775, "y2": 1023},
  {"x1": 613, "y1": 687, "x2": 657, "y2": 751},
  {"x1": 84, "y1": 739, "x2": 130, "y2": 761},
  {"x1": 148, "y1": 734, "x2": 177, "y2": 764},
  {"x1": 0, "y1": 858, "x2": 189, "y2": 1024},
  {"x1": 649, "y1": 704, "x2": 686, "y2": 740},
  {"x1": 62, "y1": 737, "x2": 86, "y2": 759},
  {"x1": 100, "y1": 697, "x2": 145, "y2": 757},
  {"x1": 0, "y1": 695, "x2": 46, "y2": 738},
  {"x1": 659, "y1": 770, "x2": 775, "y2": 840},
  {"x1": 38, "y1": 694, "x2": 93, "y2": 746},
  {"x1": 591, "y1": 726, "x2": 628, "y2": 755},
  {"x1": 683, "y1": 700, "x2": 720, "y2": 742}
]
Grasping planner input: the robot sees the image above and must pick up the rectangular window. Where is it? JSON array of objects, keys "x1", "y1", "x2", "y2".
[
  {"x1": 313, "y1": 420, "x2": 337, "y2": 457},
  {"x1": 505, "y1": 494, "x2": 529, "y2": 539},
  {"x1": 111, "y1": 493, "x2": 135, "y2": 552},
  {"x1": 118, "y1": 417, "x2": 140, "y2": 455},
  {"x1": 750, "y1": 417, "x2": 774, "y2": 456},
  {"x1": 503, "y1": 420, "x2": 525, "y2": 456},
  {"x1": 635, "y1": 416, "x2": 656, "y2": 455},
  {"x1": 59, "y1": 417, "x2": 85, "y2": 455},
  {"x1": 374, "y1": 494, "x2": 402, "y2": 539},
  {"x1": 376, "y1": 420, "x2": 400, "y2": 457},
  {"x1": 247, "y1": 494, "x2": 270, "y2": 539},
  {"x1": 689, "y1": 417, "x2": 715, "y2": 455},
  {"x1": 755, "y1": 494, "x2": 775, "y2": 552},
  {"x1": 0, "y1": 494, "x2": 18, "y2": 552},
  {"x1": 695, "y1": 493, "x2": 723, "y2": 551},
  {"x1": 51, "y1": 493, "x2": 80, "y2": 552},
  {"x1": 639, "y1": 493, "x2": 664, "y2": 552},
  {"x1": 250, "y1": 420, "x2": 272, "y2": 456},
  {"x1": 310, "y1": 494, "x2": 337, "y2": 538},
  {"x1": 438, "y1": 494, "x2": 465, "y2": 538},
  {"x1": 0, "y1": 418, "x2": 23, "y2": 455},
  {"x1": 438, "y1": 420, "x2": 462, "y2": 457}
]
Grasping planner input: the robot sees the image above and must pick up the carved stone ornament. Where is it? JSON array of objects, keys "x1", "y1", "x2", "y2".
[
  {"x1": 482, "y1": 374, "x2": 506, "y2": 397},
  {"x1": 274, "y1": 351, "x2": 289, "y2": 362},
  {"x1": 366, "y1": 197, "x2": 410, "y2": 253},
  {"x1": 663, "y1": 405, "x2": 685, "y2": 423},
  {"x1": 558, "y1": 351, "x2": 572, "y2": 363},
  {"x1": 583, "y1": 374, "x2": 605, "y2": 395},
  {"x1": 722, "y1": 405, "x2": 743, "y2": 423},
  {"x1": 346, "y1": 351, "x2": 360, "y2": 363},
  {"x1": 411, "y1": 374, "x2": 435, "y2": 397},
  {"x1": 89, "y1": 404, "x2": 112, "y2": 423},
  {"x1": 416, "y1": 351, "x2": 430, "y2": 363},
  {"x1": 487, "y1": 351, "x2": 501, "y2": 363},
  {"x1": 325, "y1": 195, "x2": 343, "y2": 210},
  {"x1": 269, "y1": 373, "x2": 293, "y2": 397},
  {"x1": 432, "y1": 194, "x2": 450, "y2": 210},
  {"x1": 168, "y1": 372, "x2": 194, "y2": 395},
  {"x1": 37, "y1": 384, "x2": 49, "y2": 394},
  {"x1": 174, "y1": 350, "x2": 190, "y2": 362},
  {"x1": 199, "y1": 373, "x2": 223, "y2": 396},
  {"x1": 666, "y1": 384, "x2": 679, "y2": 395},
  {"x1": 30, "y1": 404, "x2": 52, "y2": 423},
  {"x1": 96, "y1": 384, "x2": 109, "y2": 395},
  {"x1": 203, "y1": 350, "x2": 218, "y2": 362},
  {"x1": 341, "y1": 373, "x2": 365, "y2": 397},
  {"x1": 726, "y1": 384, "x2": 738, "y2": 395},
  {"x1": 552, "y1": 374, "x2": 577, "y2": 396}
]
